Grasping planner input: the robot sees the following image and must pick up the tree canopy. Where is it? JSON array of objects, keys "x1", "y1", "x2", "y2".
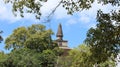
[
  {"x1": 0, "y1": 48, "x2": 58, "y2": 67},
  {"x1": 85, "y1": 10, "x2": 120, "y2": 63},
  {"x1": 62, "y1": 0, "x2": 120, "y2": 14},
  {"x1": 4, "y1": 0, "x2": 47, "y2": 19},
  {"x1": 1, "y1": 24, "x2": 63, "y2": 67},
  {"x1": 4, "y1": 0, "x2": 120, "y2": 19},
  {"x1": 5, "y1": 24, "x2": 55, "y2": 52},
  {"x1": 57, "y1": 44, "x2": 116, "y2": 67}
]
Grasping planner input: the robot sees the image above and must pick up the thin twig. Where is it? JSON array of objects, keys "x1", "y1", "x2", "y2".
[{"x1": 46, "y1": 0, "x2": 63, "y2": 22}]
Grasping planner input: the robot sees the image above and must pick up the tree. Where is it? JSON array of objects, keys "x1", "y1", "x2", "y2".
[
  {"x1": 0, "y1": 48, "x2": 38, "y2": 67},
  {"x1": 0, "y1": 48, "x2": 57, "y2": 67},
  {"x1": 39, "y1": 49, "x2": 57, "y2": 67},
  {"x1": 4, "y1": 0, "x2": 47, "y2": 19},
  {"x1": 4, "y1": 24, "x2": 63, "y2": 67},
  {"x1": 68, "y1": 44, "x2": 92, "y2": 67},
  {"x1": 0, "y1": 47, "x2": 61, "y2": 67},
  {"x1": 0, "y1": 52, "x2": 8, "y2": 67},
  {"x1": 98, "y1": 59, "x2": 116, "y2": 67},
  {"x1": 85, "y1": 10, "x2": 120, "y2": 63},
  {"x1": 4, "y1": 0, "x2": 120, "y2": 19},
  {"x1": 0, "y1": 48, "x2": 62, "y2": 67},
  {"x1": 62, "y1": 0, "x2": 120, "y2": 14},
  {"x1": 57, "y1": 44, "x2": 116, "y2": 67},
  {"x1": 57, "y1": 44, "x2": 93, "y2": 67},
  {"x1": 5, "y1": 24, "x2": 55, "y2": 52}
]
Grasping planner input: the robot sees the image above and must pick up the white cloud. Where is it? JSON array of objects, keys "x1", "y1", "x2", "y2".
[
  {"x1": 79, "y1": 0, "x2": 115, "y2": 18},
  {"x1": 40, "y1": 0, "x2": 71, "y2": 20},
  {"x1": 66, "y1": 19, "x2": 77, "y2": 26},
  {"x1": 0, "y1": 0, "x2": 45, "y2": 23},
  {"x1": 41, "y1": 0, "x2": 59, "y2": 16},
  {"x1": 0, "y1": 0, "x2": 54, "y2": 23},
  {"x1": 0, "y1": 0, "x2": 119, "y2": 26},
  {"x1": 54, "y1": 5, "x2": 71, "y2": 20},
  {"x1": 0, "y1": 0, "x2": 21, "y2": 23},
  {"x1": 79, "y1": 16, "x2": 90, "y2": 24},
  {"x1": 72, "y1": 0, "x2": 118, "y2": 28}
]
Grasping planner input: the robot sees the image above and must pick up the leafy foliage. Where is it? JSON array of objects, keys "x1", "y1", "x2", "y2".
[
  {"x1": 62, "y1": 0, "x2": 120, "y2": 14},
  {"x1": 39, "y1": 49, "x2": 57, "y2": 67},
  {"x1": 0, "y1": 52, "x2": 7, "y2": 63},
  {"x1": 98, "y1": 59, "x2": 116, "y2": 67},
  {"x1": 57, "y1": 44, "x2": 116, "y2": 67},
  {"x1": 4, "y1": 0, "x2": 47, "y2": 19},
  {"x1": 62, "y1": 0, "x2": 94, "y2": 14},
  {"x1": 57, "y1": 44, "x2": 93, "y2": 67},
  {"x1": 68, "y1": 45, "x2": 92, "y2": 67},
  {"x1": 2, "y1": 24, "x2": 63, "y2": 67},
  {"x1": 1, "y1": 48, "x2": 39, "y2": 67},
  {"x1": 0, "y1": 48, "x2": 58, "y2": 67},
  {"x1": 4, "y1": 0, "x2": 120, "y2": 19},
  {"x1": 5, "y1": 27, "x2": 28, "y2": 49},
  {"x1": 5, "y1": 24, "x2": 54, "y2": 52},
  {"x1": 85, "y1": 10, "x2": 120, "y2": 63}
]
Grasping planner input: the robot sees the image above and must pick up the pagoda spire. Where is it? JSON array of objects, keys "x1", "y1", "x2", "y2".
[{"x1": 56, "y1": 23, "x2": 63, "y2": 40}]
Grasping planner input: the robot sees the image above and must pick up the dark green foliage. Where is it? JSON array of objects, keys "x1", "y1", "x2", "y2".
[
  {"x1": 62, "y1": 0, "x2": 94, "y2": 15},
  {"x1": 62, "y1": 0, "x2": 120, "y2": 15},
  {"x1": 0, "y1": 48, "x2": 38, "y2": 67},
  {"x1": 0, "y1": 31, "x2": 3, "y2": 43},
  {"x1": 39, "y1": 49, "x2": 57, "y2": 67},
  {"x1": 4, "y1": 0, "x2": 120, "y2": 19},
  {"x1": 0, "y1": 48, "x2": 58, "y2": 67},
  {"x1": 4, "y1": 0, "x2": 46, "y2": 19},
  {"x1": 97, "y1": 0, "x2": 120, "y2": 6},
  {"x1": 85, "y1": 10, "x2": 120, "y2": 63},
  {"x1": 0, "y1": 48, "x2": 62, "y2": 67}
]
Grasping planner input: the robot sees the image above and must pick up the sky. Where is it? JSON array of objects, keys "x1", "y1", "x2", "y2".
[{"x1": 0, "y1": 0, "x2": 120, "y2": 66}]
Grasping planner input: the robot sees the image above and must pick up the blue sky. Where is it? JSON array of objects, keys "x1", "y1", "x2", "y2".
[{"x1": 0, "y1": 0, "x2": 120, "y2": 66}]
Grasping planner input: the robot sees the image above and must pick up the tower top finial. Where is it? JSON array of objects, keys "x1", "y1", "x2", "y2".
[{"x1": 56, "y1": 23, "x2": 63, "y2": 40}]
